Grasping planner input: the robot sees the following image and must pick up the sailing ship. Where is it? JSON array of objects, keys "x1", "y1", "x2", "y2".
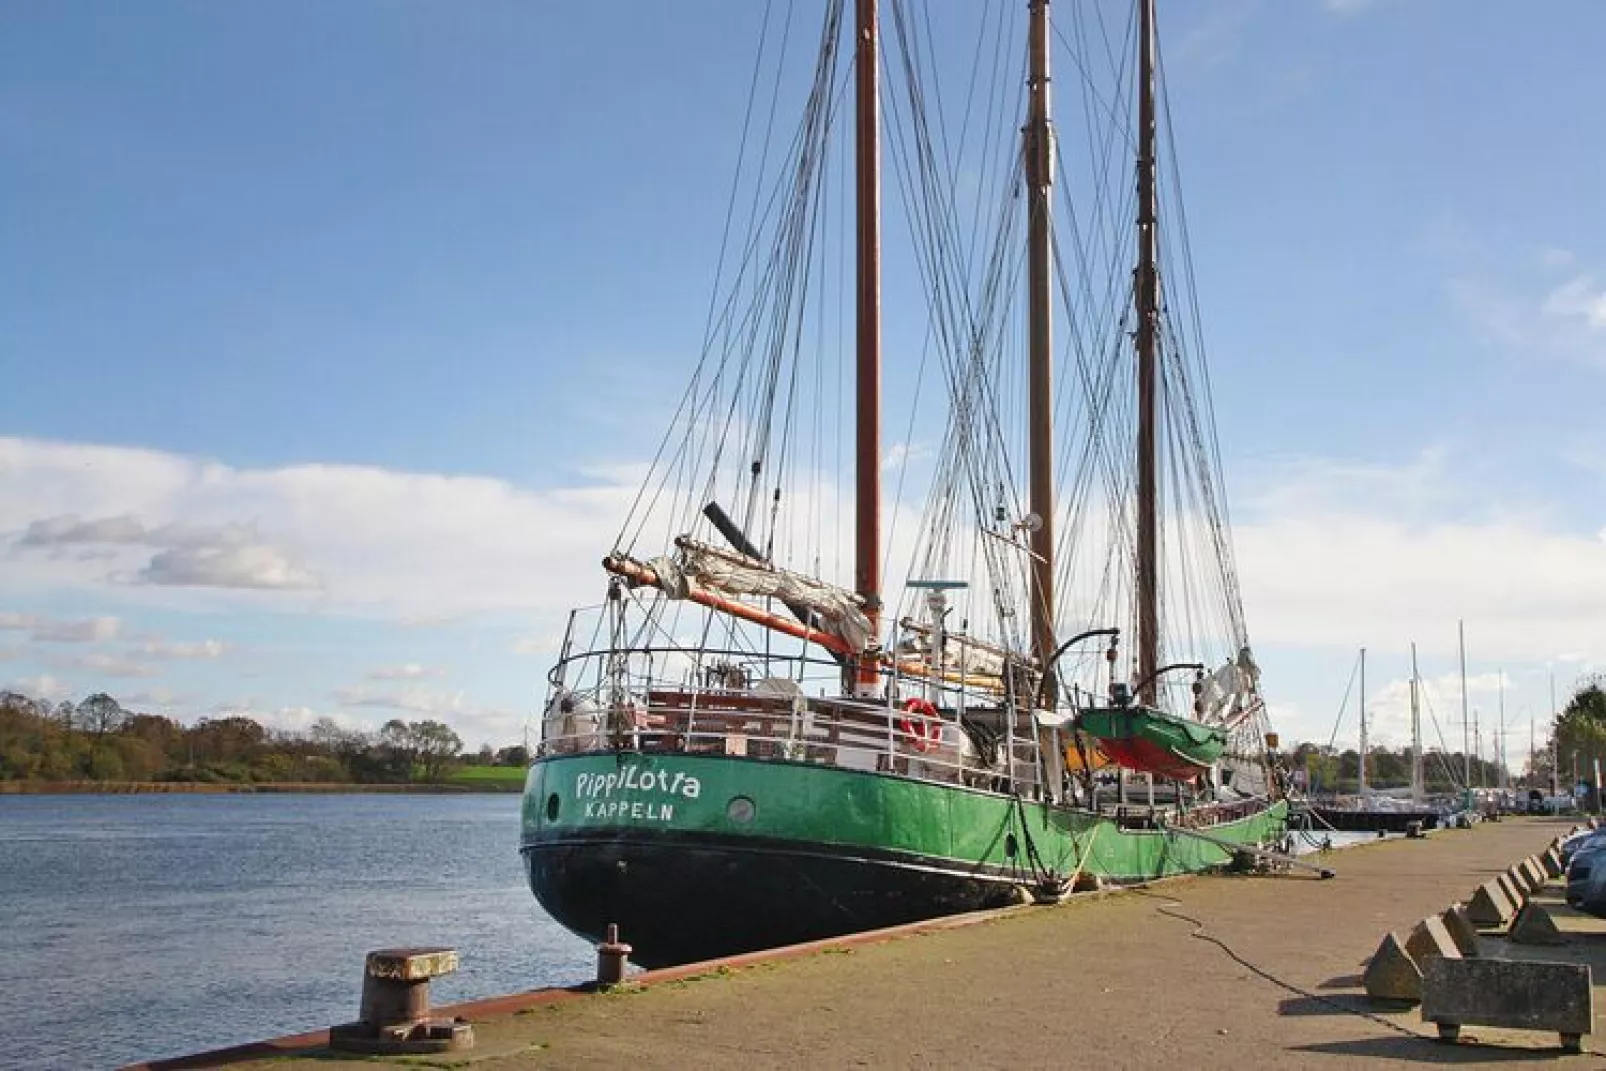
[{"x1": 521, "y1": 0, "x2": 1288, "y2": 968}]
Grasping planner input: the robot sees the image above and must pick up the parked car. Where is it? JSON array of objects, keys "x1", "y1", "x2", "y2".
[
  {"x1": 1568, "y1": 850, "x2": 1606, "y2": 916},
  {"x1": 1559, "y1": 829, "x2": 1606, "y2": 868}
]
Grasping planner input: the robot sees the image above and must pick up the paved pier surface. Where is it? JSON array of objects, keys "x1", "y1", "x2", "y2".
[{"x1": 155, "y1": 817, "x2": 1606, "y2": 1069}]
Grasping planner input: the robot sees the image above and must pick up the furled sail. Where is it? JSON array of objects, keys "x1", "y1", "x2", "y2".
[
  {"x1": 1197, "y1": 646, "x2": 1263, "y2": 728},
  {"x1": 648, "y1": 537, "x2": 874, "y2": 652}
]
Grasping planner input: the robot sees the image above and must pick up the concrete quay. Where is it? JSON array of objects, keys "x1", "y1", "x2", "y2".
[{"x1": 135, "y1": 817, "x2": 1603, "y2": 1070}]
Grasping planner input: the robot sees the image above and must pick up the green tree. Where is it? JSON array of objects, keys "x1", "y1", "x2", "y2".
[
  {"x1": 1555, "y1": 683, "x2": 1606, "y2": 801},
  {"x1": 410, "y1": 720, "x2": 464, "y2": 783},
  {"x1": 76, "y1": 693, "x2": 125, "y2": 738}
]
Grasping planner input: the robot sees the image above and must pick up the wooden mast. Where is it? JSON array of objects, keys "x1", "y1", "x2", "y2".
[
  {"x1": 853, "y1": 0, "x2": 882, "y2": 694},
  {"x1": 1025, "y1": 0, "x2": 1056, "y2": 704},
  {"x1": 1134, "y1": 0, "x2": 1160, "y2": 705}
]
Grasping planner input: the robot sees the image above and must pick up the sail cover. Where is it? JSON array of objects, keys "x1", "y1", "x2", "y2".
[
  {"x1": 652, "y1": 540, "x2": 874, "y2": 652},
  {"x1": 1197, "y1": 646, "x2": 1262, "y2": 727}
]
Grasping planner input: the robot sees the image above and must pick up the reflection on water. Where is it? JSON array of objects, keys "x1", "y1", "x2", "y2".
[{"x1": 0, "y1": 793, "x2": 591, "y2": 1070}]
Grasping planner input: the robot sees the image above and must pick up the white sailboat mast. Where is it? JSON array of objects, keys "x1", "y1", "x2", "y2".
[
  {"x1": 1358, "y1": 646, "x2": 1367, "y2": 796},
  {"x1": 1410, "y1": 642, "x2": 1424, "y2": 804}
]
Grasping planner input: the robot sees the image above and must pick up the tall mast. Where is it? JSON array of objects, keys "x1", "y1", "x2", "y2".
[
  {"x1": 1134, "y1": 0, "x2": 1161, "y2": 704},
  {"x1": 1410, "y1": 642, "x2": 1424, "y2": 804},
  {"x1": 1358, "y1": 647, "x2": 1367, "y2": 796},
  {"x1": 1498, "y1": 670, "x2": 1507, "y2": 791},
  {"x1": 1458, "y1": 619, "x2": 1470, "y2": 792},
  {"x1": 853, "y1": 0, "x2": 882, "y2": 693},
  {"x1": 1551, "y1": 670, "x2": 1559, "y2": 797},
  {"x1": 1025, "y1": 0, "x2": 1056, "y2": 702}
]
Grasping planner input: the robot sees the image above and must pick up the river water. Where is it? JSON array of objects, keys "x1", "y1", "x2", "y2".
[{"x1": 0, "y1": 793, "x2": 592, "y2": 1071}]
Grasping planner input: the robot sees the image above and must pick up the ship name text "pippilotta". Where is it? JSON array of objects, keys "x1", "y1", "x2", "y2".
[{"x1": 574, "y1": 766, "x2": 702, "y2": 821}]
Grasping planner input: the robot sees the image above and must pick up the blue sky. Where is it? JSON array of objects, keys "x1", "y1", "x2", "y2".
[{"x1": 2, "y1": 0, "x2": 1604, "y2": 758}]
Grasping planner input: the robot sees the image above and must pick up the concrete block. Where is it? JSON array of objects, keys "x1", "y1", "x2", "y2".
[
  {"x1": 1542, "y1": 848, "x2": 1564, "y2": 878},
  {"x1": 1466, "y1": 880, "x2": 1516, "y2": 926},
  {"x1": 1496, "y1": 871, "x2": 1526, "y2": 908},
  {"x1": 1510, "y1": 902, "x2": 1566, "y2": 946},
  {"x1": 1439, "y1": 904, "x2": 1479, "y2": 956},
  {"x1": 1422, "y1": 957, "x2": 1593, "y2": 1052},
  {"x1": 1507, "y1": 864, "x2": 1535, "y2": 895},
  {"x1": 1404, "y1": 916, "x2": 1462, "y2": 965},
  {"x1": 1363, "y1": 931, "x2": 1422, "y2": 1004},
  {"x1": 1523, "y1": 857, "x2": 1548, "y2": 889}
]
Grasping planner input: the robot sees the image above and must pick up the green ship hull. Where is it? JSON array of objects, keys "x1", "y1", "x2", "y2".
[{"x1": 521, "y1": 751, "x2": 1287, "y2": 966}]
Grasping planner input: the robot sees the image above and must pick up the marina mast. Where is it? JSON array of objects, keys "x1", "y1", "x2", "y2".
[
  {"x1": 1459, "y1": 620, "x2": 1470, "y2": 791},
  {"x1": 1025, "y1": 0, "x2": 1057, "y2": 704},
  {"x1": 1358, "y1": 647, "x2": 1368, "y2": 795},
  {"x1": 853, "y1": 0, "x2": 882, "y2": 694},
  {"x1": 1134, "y1": 0, "x2": 1161, "y2": 705},
  {"x1": 1410, "y1": 643, "x2": 1424, "y2": 804}
]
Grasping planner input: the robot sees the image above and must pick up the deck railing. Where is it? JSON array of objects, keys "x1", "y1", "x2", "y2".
[{"x1": 536, "y1": 645, "x2": 1046, "y2": 795}]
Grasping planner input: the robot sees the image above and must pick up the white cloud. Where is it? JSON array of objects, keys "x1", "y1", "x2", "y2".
[
  {"x1": 366, "y1": 663, "x2": 440, "y2": 680},
  {"x1": 20, "y1": 514, "x2": 257, "y2": 549},
  {"x1": 1543, "y1": 275, "x2": 1606, "y2": 332},
  {"x1": 52, "y1": 651, "x2": 158, "y2": 679},
  {"x1": 0, "y1": 436, "x2": 637, "y2": 619},
  {"x1": 29, "y1": 615, "x2": 122, "y2": 643},
  {"x1": 133, "y1": 638, "x2": 227, "y2": 660},
  {"x1": 332, "y1": 684, "x2": 523, "y2": 747},
  {"x1": 1448, "y1": 247, "x2": 1606, "y2": 365},
  {"x1": 136, "y1": 544, "x2": 318, "y2": 590},
  {"x1": 120, "y1": 688, "x2": 191, "y2": 709},
  {"x1": 3, "y1": 674, "x2": 72, "y2": 701}
]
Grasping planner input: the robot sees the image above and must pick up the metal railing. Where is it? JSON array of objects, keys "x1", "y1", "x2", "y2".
[{"x1": 536, "y1": 644, "x2": 1046, "y2": 795}]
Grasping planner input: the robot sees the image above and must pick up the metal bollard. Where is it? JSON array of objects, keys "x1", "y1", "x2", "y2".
[
  {"x1": 329, "y1": 947, "x2": 474, "y2": 1055},
  {"x1": 596, "y1": 923, "x2": 633, "y2": 987}
]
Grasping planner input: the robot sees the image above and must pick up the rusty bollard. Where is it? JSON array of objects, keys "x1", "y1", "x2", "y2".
[
  {"x1": 596, "y1": 924, "x2": 632, "y2": 987},
  {"x1": 329, "y1": 947, "x2": 474, "y2": 1055}
]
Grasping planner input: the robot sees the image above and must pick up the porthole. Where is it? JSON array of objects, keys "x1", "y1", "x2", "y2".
[
  {"x1": 546, "y1": 793, "x2": 560, "y2": 822},
  {"x1": 727, "y1": 795, "x2": 756, "y2": 824}
]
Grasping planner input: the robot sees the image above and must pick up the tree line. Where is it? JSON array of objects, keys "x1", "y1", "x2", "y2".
[
  {"x1": 9, "y1": 681, "x2": 1606, "y2": 791},
  {"x1": 0, "y1": 689, "x2": 527, "y2": 785}
]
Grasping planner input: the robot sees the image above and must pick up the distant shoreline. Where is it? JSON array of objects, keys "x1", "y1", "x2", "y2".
[{"x1": 0, "y1": 779, "x2": 524, "y2": 796}]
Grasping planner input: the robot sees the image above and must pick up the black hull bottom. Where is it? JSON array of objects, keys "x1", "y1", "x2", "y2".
[
  {"x1": 1309, "y1": 806, "x2": 1441, "y2": 833},
  {"x1": 523, "y1": 833, "x2": 1028, "y2": 969}
]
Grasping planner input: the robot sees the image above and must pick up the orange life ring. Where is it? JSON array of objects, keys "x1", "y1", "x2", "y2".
[{"x1": 899, "y1": 697, "x2": 942, "y2": 753}]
